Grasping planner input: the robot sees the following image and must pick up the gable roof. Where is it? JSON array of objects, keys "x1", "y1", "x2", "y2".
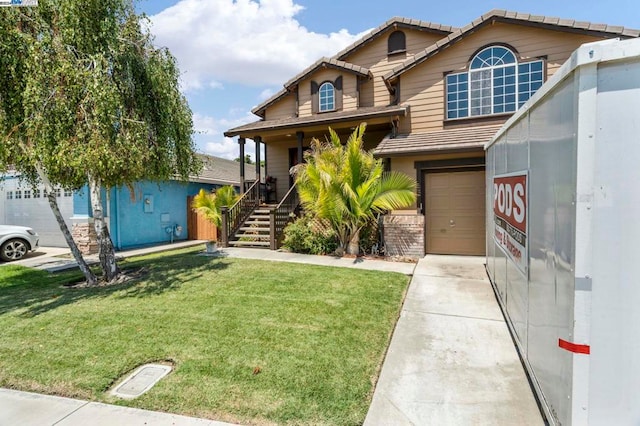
[
  {"x1": 251, "y1": 17, "x2": 455, "y2": 119},
  {"x1": 252, "y1": 57, "x2": 371, "y2": 118},
  {"x1": 384, "y1": 9, "x2": 640, "y2": 82},
  {"x1": 334, "y1": 16, "x2": 456, "y2": 61},
  {"x1": 190, "y1": 154, "x2": 256, "y2": 186}
]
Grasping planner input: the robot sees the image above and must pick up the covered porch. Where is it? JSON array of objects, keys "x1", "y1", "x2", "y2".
[{"x1": 221, "y1": 105, "x2": 408, "y2": 249}]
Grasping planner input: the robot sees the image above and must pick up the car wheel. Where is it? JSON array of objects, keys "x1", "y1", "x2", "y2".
[{"x1": 0, "y1": 239, "x2": 29, "y2": 262}]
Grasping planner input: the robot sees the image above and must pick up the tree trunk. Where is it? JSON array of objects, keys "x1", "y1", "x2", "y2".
[
  {"x1": 346, "y1": 229, "x2": 360, "y2": 256},
  {"x1": 35, "y1": 165, "x2": 98, "y2": 285},
  {"x1": 88, "y1": 175, "x2": 121, "y2": 282}
]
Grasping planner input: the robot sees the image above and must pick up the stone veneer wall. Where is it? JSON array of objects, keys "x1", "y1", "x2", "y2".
[
  {"x1": 383, "y1": 214, "x2": 425, "y2": 259},
  {"x1": 71, "y1": 222, "x2": 99, "y2": 255}
]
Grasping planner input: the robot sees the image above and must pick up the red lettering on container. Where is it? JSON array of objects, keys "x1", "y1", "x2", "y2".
[{"x1": 494, "y1": 174, "x2": 527, "y2": 233}]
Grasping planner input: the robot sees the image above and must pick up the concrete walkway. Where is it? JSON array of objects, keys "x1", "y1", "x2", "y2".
[
  {"x1": 0, "y1": 388, "x2": 236, "y2": 426},
  {"x1": 4, "y1": 240, "x2": 206, "y2": 272},
  {"x1": 364, "y1": 255, "x2": 543, "y2": 425},
  {"x1": 1, "y1": 246, "x2": 543, "y2": 425}
]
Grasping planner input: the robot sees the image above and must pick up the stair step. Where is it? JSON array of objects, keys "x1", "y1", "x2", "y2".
[
  {"x1": 235, "y1": 232, "x2": 270, "y2": 239},
  {"x1": 238, "y1": 227, "x2": 270, "y2": 232},
  {"x1": 228, "y1": 240, "x2": 271, "y2": 247},
  {"x1": 254, "y1": 209, "x2": 272, "y2": 214},
  {"x1": 245, "y1": 220, "x2": 270, "y2": 225}
]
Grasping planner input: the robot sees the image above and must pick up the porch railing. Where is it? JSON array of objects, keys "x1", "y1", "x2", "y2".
[
  {"x1": 269, "y1": 183, "x2": 300, "y2": 250},
  {"x1": 220, "y1": 180, "x2": 260, "y2": 247}
]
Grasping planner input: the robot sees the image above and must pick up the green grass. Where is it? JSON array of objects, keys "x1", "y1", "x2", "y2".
[{"x1": 0, "y1": 247, "x2": 409, "y2": 425}]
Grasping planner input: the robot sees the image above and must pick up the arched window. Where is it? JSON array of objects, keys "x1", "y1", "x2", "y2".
[
  {"x1": 319, "y1": 82, "x2": 335, "y2": 112},
  {"x1": 388, "y1": 31, "x2": 406, "y2": 55},
  {"x1": 446, "y1": 45, "x2": 544, "y2": 119}
]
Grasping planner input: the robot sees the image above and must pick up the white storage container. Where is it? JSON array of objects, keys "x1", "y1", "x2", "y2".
[{"x1": 485, "y1": 38, "x2": 640, "y2": 426}]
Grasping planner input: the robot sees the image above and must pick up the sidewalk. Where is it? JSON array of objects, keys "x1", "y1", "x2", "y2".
[
  {"x1": 1, "y1": 247, "x2": 543, "y2": 425},
  {"x1": 7, "y1": 240, "x2": 206, "y2": 272},
  {"x1": 364, "y1": 255, "x2": 543, "y2": 425},
  {"x1": 0, "y1": 388, "x2": 236, "y2": 426}
]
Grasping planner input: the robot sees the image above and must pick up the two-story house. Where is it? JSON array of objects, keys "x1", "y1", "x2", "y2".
[{"x1": 224, "y1": 9, "x2": 638, "y2": 255}]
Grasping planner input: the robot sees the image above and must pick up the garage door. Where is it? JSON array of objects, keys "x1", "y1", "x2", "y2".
[
  {"x1": 425, "y1": 170, "x2": 485, "y2": 255},
  {"x1": 2, "y1": 186, "x2": 74, "y2": 248}
]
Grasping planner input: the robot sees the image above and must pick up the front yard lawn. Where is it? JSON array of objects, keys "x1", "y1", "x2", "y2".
[{"x1": 0, "y1": 247, "x2": 409, "y2": 425}]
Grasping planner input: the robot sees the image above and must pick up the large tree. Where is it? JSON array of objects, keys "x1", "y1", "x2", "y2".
[
  {"x1": 294, "y1": 123, "x2": 416, "y2": 255},
  {"x1": 0, "y1": 0, "x2": 200, "y2": 284}
]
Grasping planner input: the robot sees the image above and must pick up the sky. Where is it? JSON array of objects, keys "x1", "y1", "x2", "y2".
[{"x1": 136, "y1": 0, "x2": 640, "y2": 161}]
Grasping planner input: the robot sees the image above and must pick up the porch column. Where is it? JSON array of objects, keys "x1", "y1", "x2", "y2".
[
  {"x1": 296, "y1": 131, "x2": 304, "y2": 165},
  {"x1": 263, "y1": 143, "x2": 268, "y2": 178},
  {"x1": 238, "y1": 137, "x2": 246, "y2": 193},
  {"x1": 254, "y1": 135, "x2": 262, "y2": 183}
]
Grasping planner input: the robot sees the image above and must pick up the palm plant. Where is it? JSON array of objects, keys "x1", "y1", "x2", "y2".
[
  {"x1": 294, "y1": 123, "x2": 416, "y2": 255},
  {"x1": 191, "y1": 185, "x2": 239, "y2": 229}
]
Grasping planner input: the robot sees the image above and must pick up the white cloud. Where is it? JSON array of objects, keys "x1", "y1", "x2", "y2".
[
  {"x1": 149, "y1": 0, "x2": 364, "y2": 91},
  {"x1": 258, "y1": 87, "x2": 277, "y2": 101},
  {"x1": 193, "y1": 112, "x2": 256, "y2": 159}
]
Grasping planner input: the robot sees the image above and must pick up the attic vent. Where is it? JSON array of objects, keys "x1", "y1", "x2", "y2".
[{"x1": 388, "y1": 31, "x2": 406, "y2": 55}]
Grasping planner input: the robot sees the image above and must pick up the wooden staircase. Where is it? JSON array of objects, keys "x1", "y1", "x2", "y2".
[
  {"x1": 227, "y1": 205, "x2": 274, "y2": 248},
  {"x1": 220, "y1": 180, "x2": 300, "y2": 250}
]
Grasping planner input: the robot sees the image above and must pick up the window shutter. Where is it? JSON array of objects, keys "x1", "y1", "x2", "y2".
[
  {"x1": 311, "y1": 81, "x2": 319, "y2": 113},
  {"x1": 334, "y1": 76, "x2": 343, "y2": 111}
]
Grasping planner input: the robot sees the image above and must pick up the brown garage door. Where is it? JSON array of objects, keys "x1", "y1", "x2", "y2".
[{"x1": 425, "y1": 170, "x2": 485, "y2": 255}]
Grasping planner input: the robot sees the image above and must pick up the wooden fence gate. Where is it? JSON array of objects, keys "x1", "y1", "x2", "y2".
[{"x1": 187, "y1": 196, "x2": 218, "y2": 241}]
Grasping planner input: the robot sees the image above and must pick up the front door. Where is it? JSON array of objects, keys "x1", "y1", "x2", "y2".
[{"x1": 425, "y1": 170, "x2": 486, "y2": 255}]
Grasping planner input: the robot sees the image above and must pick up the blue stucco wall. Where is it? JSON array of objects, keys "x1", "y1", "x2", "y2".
[
  {"x1": 74, "y1": 180, "x2": 218, "y2": 250},
  {"x1": 110, "y1": 181, "x2": 217, "y2": 250}
]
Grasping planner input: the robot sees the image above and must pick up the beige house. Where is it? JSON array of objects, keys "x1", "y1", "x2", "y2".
[{"x1": 224, "y1": 9, "x2": 638, "y2": 255}]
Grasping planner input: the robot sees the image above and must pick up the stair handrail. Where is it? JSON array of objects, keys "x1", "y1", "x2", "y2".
[
  {"x1": 220, "y1": 179, "x2": 260, "y2": 247},
  {"x1": 269, "y1": 182, "x2": 300, "y2": 250}
]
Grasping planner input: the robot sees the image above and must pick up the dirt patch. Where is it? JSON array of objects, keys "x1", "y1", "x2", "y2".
[{"x1": 64, "y1": 267, "x2": 149, "y2": 289}]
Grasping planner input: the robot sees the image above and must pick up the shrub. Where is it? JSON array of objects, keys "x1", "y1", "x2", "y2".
[{"x1": 283, "y1": 215, "x2": 338, "y2": 255}]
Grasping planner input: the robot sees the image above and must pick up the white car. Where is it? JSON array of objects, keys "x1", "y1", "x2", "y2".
[{"x1": 0, "y1": 225, "x2": 39, "y2": 262}]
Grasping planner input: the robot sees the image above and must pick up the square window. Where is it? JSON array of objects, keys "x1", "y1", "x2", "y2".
[
  {"x1": 24, "y1": 190, "x2": 31, "y2": 199},
  {"x1": 15, "y1": 190, "x2": 22, "y2": 199},
  {"x1": 7, "y1": 191, "x2": 13, "y2": 200},
  {"x1": 33, "y1": 189, "x2": 40, "y2": 198},
  {"x1": 64, "y1": 190, "x2": 73, "y2": 197}
]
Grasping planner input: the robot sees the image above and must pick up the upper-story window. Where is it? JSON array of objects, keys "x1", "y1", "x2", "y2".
[
  {"x1": 388, "y1": 31, "x2": 406, "y2": 55},
  {"x1": 446, "y1": 45, "x2": 545, "y2": 120},
  {"x1": 319, "y1": 82, "x2": 335, "y2": 112}
]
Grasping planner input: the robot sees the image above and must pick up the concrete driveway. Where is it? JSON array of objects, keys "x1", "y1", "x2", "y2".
[
  {"x1": 0, "y1": 246, "x2": 72, "y2": 269},
  {"x1": 364, "y1": 255, "x2": 544, "y2": 425}
]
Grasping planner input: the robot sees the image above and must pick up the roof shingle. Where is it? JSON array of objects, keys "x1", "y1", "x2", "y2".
[
  {"x1": 384, "y1": 9, "x2": 640, "y2": 82},
  {"x1": 373, "y1": 125, "x2": 503, "y2": 156}
]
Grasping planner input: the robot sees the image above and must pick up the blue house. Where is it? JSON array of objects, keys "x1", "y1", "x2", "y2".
[{"x1": 71, "y1": 155, "x2": 256, "y2": 252}]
